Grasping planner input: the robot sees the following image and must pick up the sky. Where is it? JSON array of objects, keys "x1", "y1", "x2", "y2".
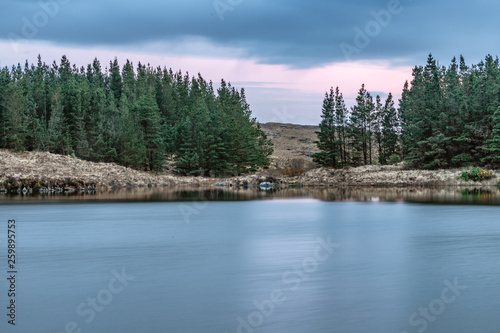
[{"x1": 1, "y1": 0, "x2": 499, "y2": 125}]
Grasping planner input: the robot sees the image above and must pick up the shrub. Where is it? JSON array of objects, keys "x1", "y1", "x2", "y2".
[
  {"x1": 459, "y1": 167, "x2": 495, "y2": 182},
  {"x1": 387, "y1": 154, "x2": 401, "y2": 165}
]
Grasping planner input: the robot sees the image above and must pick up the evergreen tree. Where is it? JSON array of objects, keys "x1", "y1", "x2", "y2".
[
  {"x1": 0, "y1": 66, "x2": 12, "y2": 148},
  {"x1": 0, "y1": 55, "x2": 272, "y2": 176},
  {"x1": 47, "y1": 86, "x2": 71, "y2": 154},
  {"x1": 333, "y1": 87, "x2": 349, "y2": 166},
  {"x1": 482, "y1": 106, "x2": 500, "y2": 167},
  {"x1": 312, "y1": 87, "x2": 339, "y2": 168},
  {"x1": 399, "y1": 63, "x2": 432, "y2": 168},
  {"x1": 137, "y1": 87, "x2": 164, "y2": 171},
  {"x1": 2, "y1": 82, "x2": 29, "y2": 151},
  {"x1": 117, "y1": 93, "x2": 146, "y2": 169},
  {"x1": 109, "y1": 58, "x2": 122, "y2": 103},
  {"x1": 373, "y1": 95, "x2": 383, "y2": 163},
  {"x1": 443, "y1": 57, "x2": 469, "y2": 167},
  {"x1": 121, "y1": 60, "x2": 136, "y2": 103},
  {"x1": 201, "y1": 112, "x2": 230, "y2": 177},
  {"x1": 398, "y1": 54, "x2": 500, "y2": 169},
  {"x1": 380, "y1": 93, "x2": 399, "y2": 164},
  {"x1": 174, "y1": 117, "x2": 202, "y2": 176},
  {"x1": 350, "y1": 84, "x2": 374, "y2": 165}
]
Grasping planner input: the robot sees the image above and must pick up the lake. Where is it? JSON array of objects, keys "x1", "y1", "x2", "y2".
[{"x1": 1, "y1": 187, "x2": 500, "y2": 333}]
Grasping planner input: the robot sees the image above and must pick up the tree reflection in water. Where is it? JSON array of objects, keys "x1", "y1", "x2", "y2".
[{"x1": 2, "y1": 186, "x2": 500, "y2": 205}]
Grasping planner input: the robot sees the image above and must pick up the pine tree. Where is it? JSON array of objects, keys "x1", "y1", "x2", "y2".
[
  {"x1": 0, "y1": 66, "x2": 11, "y2": 148},
  {"x1": 444, "y1": 57, "x2": 469, "y2": 167},
  {"x1": 174, "y1": 117, "x2": 202, "y2": 176},
  {"x1": 109, "y1": 58, "x2": 122, "y2": 103},
  {"x1": 99, "y1": 92, "x2": 120, "y2": 162},
  {"x1": 121, "y1": 60, "x2": 136, "y2": 103},
  {"x1": 419, "y1": 54, "x2": 448, "y2": 169},
  {"x1": 482, "y1": 106, "x2": 500, "y2": 166},
  {"x1": 0, "y1": 56, "x2": 272, "y2": 176},
  {"x1": 2, "y1": 82, "x2": 28, "y2": 151},
  {"x1": 334, "y1": 87, "x2": 349, "y2": 167},
  {"x1": 350, "y1": 84, "x2": 374, "y2": 165},
  {"x1": 312, "y1": 87, "x2": 339, "y2": 168},
  {"x1": 117, "y1": 93, "x2": 146, "y2": 169},
  {"x1": 380, "y1": 93, "x2": 399, "y2": 164},
  {"x1": 135, "y1": 64, "x2": 165, "y2": 171},
  {"x1": 59, "y1": 58, "x2": 84, "y2": 154},
  {"x1": 32, "y1": 55, "x2": 51, "y2": 150},
  {"x1": 202, "y1": 111, "x2": 230, "y2": 176},
  {"x1": 373, "y1": 95, "x2": 383, "y2": 163},
  {"x1": 47, "y1": 86, "x2": 71, "y2": 154},
  {"x1": 399, "y1": 63, "x2": 431, "y2": 168}
]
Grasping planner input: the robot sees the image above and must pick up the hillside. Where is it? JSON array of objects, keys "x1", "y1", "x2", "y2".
[{"x1": 260, "y1": 122, "x2": 319, "y2": 169}]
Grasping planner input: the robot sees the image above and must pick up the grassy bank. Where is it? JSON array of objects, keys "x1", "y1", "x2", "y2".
[{"x1": 1, "y1": 148, "x2": 498, "y2": 194}]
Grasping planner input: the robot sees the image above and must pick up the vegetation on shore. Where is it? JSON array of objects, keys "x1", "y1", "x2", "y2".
[
  {"x1": 0, "y1": 55, "x2": 272, "y2": 176},
  {"x1": 0, "y1": 147, "x2": 497, "y2": 194},
  {"x1": 313, "y1": 54, "x2": 500, "y2": 170},
  {"x1": 459, "y1": 168, "x2": 495, "y2": 182},
  {"x1": 3, "y1": 53, "x2": 500, "y2": 190}
]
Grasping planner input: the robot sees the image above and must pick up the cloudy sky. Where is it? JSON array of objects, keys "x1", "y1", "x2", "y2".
[{"x1": 1, "y1": 0, "x2": 499, "y2": 124}]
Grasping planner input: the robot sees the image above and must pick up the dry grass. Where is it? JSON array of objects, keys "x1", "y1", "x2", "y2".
[
  {"x1": 260, "y1": 122, "x2": 319, "y2": 177},
  {"x1": 0, "y1": 149, "x2": 216, "y2": 191},
  {"x1": 261, "y1": 122, "x2": 319, "y2": 160},
  {"x1": 276, "y1": 158, "x2": 316, "y2": 177},
  {"x1": 294, "y1": 165, "x2": 499, "y2": 187}
]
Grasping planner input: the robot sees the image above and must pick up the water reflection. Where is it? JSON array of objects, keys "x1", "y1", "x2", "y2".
[{"x1": 2, "y1": 186, "x2": 500, "y2": 205}]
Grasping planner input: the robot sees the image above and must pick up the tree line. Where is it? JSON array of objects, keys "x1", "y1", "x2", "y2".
[
  {"x1": 313, "y1": 85, "x2": 398, "y2": 167},
  {"x1": 314, "y1": 54, "x2": 500, "y2": 169},
  {"x1": 0, "y1": 55, "x2": 273, "y2": 176}
]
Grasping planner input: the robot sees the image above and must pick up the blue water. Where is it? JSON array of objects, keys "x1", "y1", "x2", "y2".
[{"x1": 1, "y1": 199, "x2": 500, "y2": 333}]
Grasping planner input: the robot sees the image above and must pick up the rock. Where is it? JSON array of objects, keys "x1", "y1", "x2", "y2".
[{"x1": 259, "y1": 182, "x2": 273, "y2": 190}]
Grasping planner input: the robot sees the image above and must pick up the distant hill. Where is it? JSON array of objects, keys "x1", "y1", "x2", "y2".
[{"x1": 260, "y1": 122, "x2": 319, "y2": 169}]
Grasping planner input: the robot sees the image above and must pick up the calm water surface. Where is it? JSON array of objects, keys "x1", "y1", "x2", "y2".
[{"x1": 1, "y1": 189, "x2": 500, "y2": 332}]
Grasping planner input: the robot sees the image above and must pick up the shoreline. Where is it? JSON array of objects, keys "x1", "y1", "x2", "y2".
[{"x1": 1, "y1": 149, "x2": 498, "y2": 193}]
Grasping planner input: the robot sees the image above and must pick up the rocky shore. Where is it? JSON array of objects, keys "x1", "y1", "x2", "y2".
[{"x1": 0, "y1": 149, "x2": 498, "y2": 194}]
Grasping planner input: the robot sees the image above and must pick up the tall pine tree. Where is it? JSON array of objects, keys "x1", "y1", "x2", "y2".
[{"x1": 312, "y1": 87, "x2": 339, "y2": 168}]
